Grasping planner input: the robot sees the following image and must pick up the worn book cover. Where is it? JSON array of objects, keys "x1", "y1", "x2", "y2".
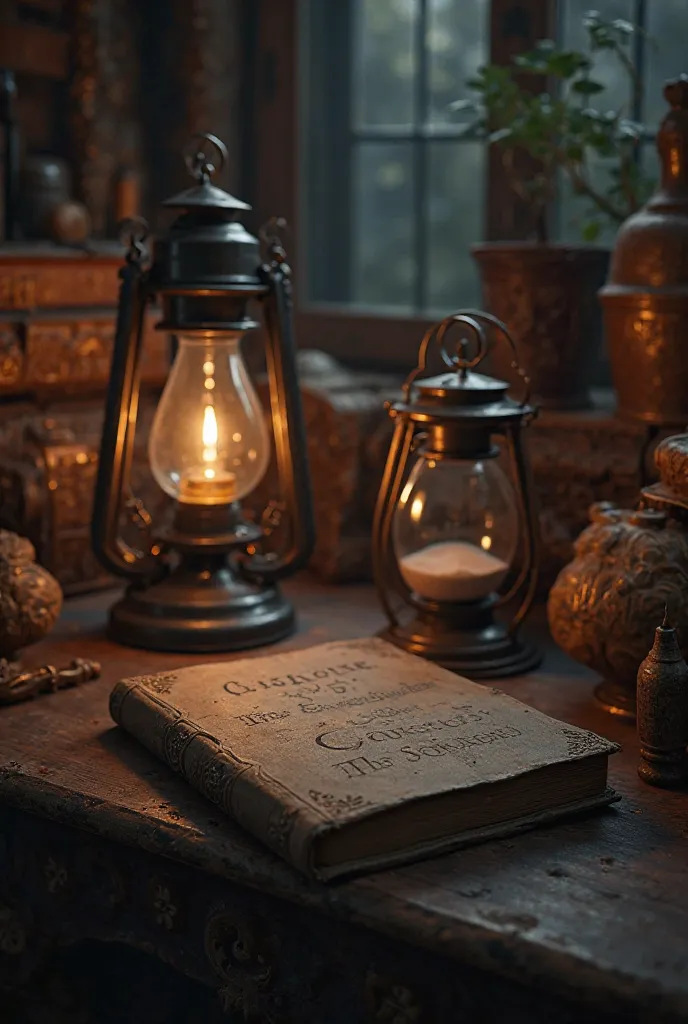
[{"x1": 110, "y1": 639, "x2": 619, "y2": 881}]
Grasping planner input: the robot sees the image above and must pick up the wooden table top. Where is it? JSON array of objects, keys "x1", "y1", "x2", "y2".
[{"x1": 1, "y1": 575, "x2": 687, "y2": 1022}]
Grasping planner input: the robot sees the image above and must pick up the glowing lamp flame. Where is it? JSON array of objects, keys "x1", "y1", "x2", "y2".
[
  {"x1": 202, "y1": 404, "x2": 219, "y2": 475},
  {"x1": 202, "y1": 404, "x2": 218, "y2": 448}
]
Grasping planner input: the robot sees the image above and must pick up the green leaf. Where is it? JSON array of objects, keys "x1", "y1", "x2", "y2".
[
  {"x1": 547, "y1": 52, "x2": 591, "y2": 78},
  {"x1": 571, "y1": 79, "x2": 605, "y2": 95},
  {"x1": 582, "y1": 220, "x2": 602, "y2": 242}
]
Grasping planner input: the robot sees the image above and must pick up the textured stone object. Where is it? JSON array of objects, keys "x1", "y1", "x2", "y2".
[
  {"x1": 0, "y1": 529, "x2": 62, "y2": 658},
  {"x1": 637, "y1": 612, "x2": 688, "y2": 788}
]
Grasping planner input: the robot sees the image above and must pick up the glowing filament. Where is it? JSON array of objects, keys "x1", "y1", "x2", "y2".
[{"x1": 480, "y1": 535, "x2": 492, "y2": 551}]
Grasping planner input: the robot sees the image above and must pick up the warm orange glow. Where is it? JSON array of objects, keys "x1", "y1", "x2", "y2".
[
  {"x1": 481, "y1": 535, "x2": 492, "y2": 551},
  {"x1": 202, "y1": 405, "x2": 218, "y2": 468},
  {"x1": 410, "y1": 495, "x2": 425, "y2": 522}
]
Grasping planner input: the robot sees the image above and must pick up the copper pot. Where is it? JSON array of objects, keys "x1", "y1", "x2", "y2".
[
  {"x1": 600, "y1": 77, "x2": 688, "y2": 426},
  {"x1": 472, "y1": 242, "x2": 609, "y2": 411},
  {"x1": 547, "y1": 502, "x2": 688, "y2": 719}
]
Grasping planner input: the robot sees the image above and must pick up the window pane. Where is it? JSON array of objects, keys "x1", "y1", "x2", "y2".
[
  {"x1": 352, "y1": 142, "x2": 415, "y2": 310},
  {"x1": 641, "y1": 139, "x2": 660, "y2": 186},
  {"x1": 353, "y1": 0, "x2": 417, "y2": 128},
  {"x1": 426, "y1": 142, "x2": 483, "y2": 309},
  {"x1": 645, "y1": 0, "x2": 688, "y2": 127},
  {"x1": 427, "y1": 0, "x2": 489, "y2": 127},
  {"x1": 560, "y1": 0, "x2": 635, "y2": 115}
]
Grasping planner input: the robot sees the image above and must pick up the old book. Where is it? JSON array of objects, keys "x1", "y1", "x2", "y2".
[{"x1": 110, "y1": 639, "x2": 619, "y2": 881}]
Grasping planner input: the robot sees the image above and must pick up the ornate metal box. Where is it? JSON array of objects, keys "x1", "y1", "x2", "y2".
[{"x1": 0, "y1": 245, "x2": 169, "y2": 593}]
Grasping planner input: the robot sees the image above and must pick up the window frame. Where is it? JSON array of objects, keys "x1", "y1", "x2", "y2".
[{"x1": 249, "y1": 0, "x2": 570, "y2": 370}]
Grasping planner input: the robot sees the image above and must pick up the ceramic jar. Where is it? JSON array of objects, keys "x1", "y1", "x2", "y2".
[
  {"x1": 600, "y1": 76, "x2": 688, "y2": 426},
  {"x1": 472, "y1": 242, "x2": 609, "y2": 411},
  {"x1": 547, "y1": 502, "x2": 688, "y2": 719}
]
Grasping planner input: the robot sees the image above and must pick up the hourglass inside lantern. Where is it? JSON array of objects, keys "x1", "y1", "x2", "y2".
[
  {"x1": 372, "y1": 310, "x2": 542, "y2": 679},
  {"x1": 394, "y1": 456, "x2": 519, "y2": 604}
]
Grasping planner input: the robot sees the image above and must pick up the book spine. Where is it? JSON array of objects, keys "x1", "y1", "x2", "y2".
[{"x1": 109, "y1": 681, "x2": 316, "y2": 877}]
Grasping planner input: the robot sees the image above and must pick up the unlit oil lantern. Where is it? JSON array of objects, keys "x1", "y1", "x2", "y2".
[{"x1": 372, "y1": 310, "x2": 541, "y2": 679}]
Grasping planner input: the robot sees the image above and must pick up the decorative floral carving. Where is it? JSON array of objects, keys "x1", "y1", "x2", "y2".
[
  {"x1": 190, "y1": 749, "x2": 245, "y2": 811},
  {"x1": 654, "y1": 434, "x2": 688, "y2": 504},
  {"x1": 308, "y1": 790, "x2": 371, "y2": 817},
  {"x1": 204, "y1": 904, "x2": 278, "y2": 1021},
  {"x1": 162, "y1": 718, "x2": 200, "y2": 773},
  {"x1": 561, "y1": 728, "x2": 613, "y2": 760},
  {"x1": 137, "y1": 672, "x2": 178, "y2": 695},
  {"x1": 0, "y1": 904, "x2": 26, "y2": 954},
  {"x1": 548, "y1": 504, "x2": 688, "y2": 710},
  {"x1": 151, "y1": 882, "x2": 179, "y2": 931}
]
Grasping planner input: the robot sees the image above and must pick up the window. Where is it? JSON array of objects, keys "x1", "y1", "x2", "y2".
[
  {"x1": 251, "y1": 0, "x2": 687, "y2": 367},
  {"x1": 302, "y1": 0, "x2": 488, "y2": 317},
  {"x1": 558, "y1": 0, "x2": 686, "y2": 243}
]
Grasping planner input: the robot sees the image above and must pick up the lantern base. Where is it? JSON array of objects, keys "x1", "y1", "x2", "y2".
[
  {"x1": 379, "y1": 615, "x2": 541, "y2": 680},
  {"x1": 107, "y1": 559, "x2": 294, "y2": 654}
]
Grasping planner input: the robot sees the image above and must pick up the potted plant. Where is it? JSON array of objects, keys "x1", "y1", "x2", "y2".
[{"x1": 454, "y1": 11, "x2": 654, "y2": 409}]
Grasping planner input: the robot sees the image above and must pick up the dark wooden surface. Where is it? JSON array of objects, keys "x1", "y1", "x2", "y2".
[{"x1": 1, "y1": 575, "x2": 687, "y2": 1022}]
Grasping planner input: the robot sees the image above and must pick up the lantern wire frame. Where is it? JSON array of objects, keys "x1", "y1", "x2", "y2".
[{"x1": 372, "y1": 310, "x2": 540, "y2": 639}]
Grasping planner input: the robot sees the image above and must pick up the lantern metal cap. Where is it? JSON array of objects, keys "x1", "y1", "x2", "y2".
[
  {"x1": 150, "y1": 133, "x2": 267, "y2": 328},
  {"x1": 162, "y1": 179, "x2": 251, "y2": 214},
  {"x1": 162, "y1": 133, "x2": 251, "y2": 214},
  {"x1": 414, "y1": 368, "x2": 510, "y2": 407},
  {"x1": 393, "y1": 311, "x2": 534, "y2": 425}
]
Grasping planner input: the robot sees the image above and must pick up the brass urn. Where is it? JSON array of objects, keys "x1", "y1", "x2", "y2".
[
  {"x1": 547, "y1": 502, "x2": 688, "y2": 720},
  {"x1": 600, "y1": 75, "x2": 688, "y2": 426}
]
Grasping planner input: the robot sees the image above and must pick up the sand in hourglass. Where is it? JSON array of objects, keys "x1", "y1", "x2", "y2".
[{"x1": 399, "y1": 540, "x2": 509, "y2": 602}]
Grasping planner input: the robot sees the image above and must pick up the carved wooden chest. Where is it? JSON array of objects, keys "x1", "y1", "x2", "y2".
[{"x1": 0, "y1": 245, "x2": 169, "y2": 593}]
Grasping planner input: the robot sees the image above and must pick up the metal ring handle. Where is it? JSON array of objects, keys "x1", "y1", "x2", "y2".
[
  {"x1": 451, "y1": 309, "x2": 532, "y2": 408},
  {"x1": 183, "y1": 133, "x2": 228, "y2": 183},
  {"x1": 436, "y1": 314, "x2": 489, "y2": 374},
  {"x1": 402, "y1": 309, "x2": 531, "y2": 409}
]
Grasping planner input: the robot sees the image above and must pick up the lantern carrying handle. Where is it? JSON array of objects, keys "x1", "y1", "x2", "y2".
[
  {"x1": 237, "y1": 220, "x2": 316, "y2": 582},
  {"x1": 183, "y1": 132, "x2": 228, "y2": 183},
  {"x1": 402, "y1": 310, "x2": 531, "y2": 409},
  {"x1": 92, "y1": 217, "x2": 164, "y2": 581},
  {"x1": 119, "y1": 215, "x2": 149, "y2": 264}
]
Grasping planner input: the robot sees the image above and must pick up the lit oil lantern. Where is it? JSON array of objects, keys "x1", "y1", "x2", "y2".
[{"x1": 92, "y1": 134, "x2": 314, "y2": 652}]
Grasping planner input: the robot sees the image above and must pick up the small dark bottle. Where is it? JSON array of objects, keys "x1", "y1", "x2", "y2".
[{"x1": 637, "y1": 611, "x2": 688, "y2": 788}]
